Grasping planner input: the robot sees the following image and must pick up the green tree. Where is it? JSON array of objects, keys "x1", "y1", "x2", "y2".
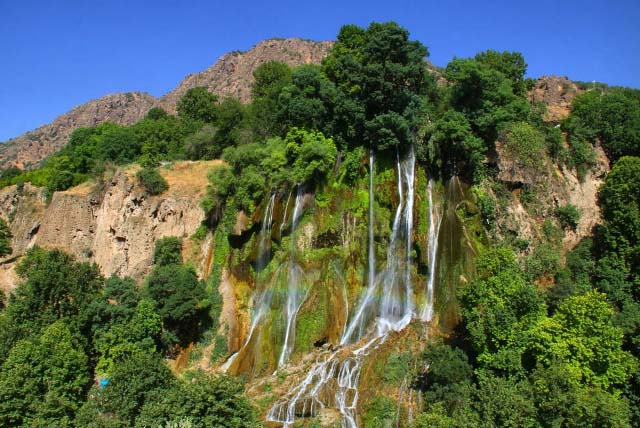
[
  {"x1": 498, "y1": 121, "x2": 546, "y2": 171},
  {"x1": 444, "y1": 57, "x2": 529, "y2": 145},
  {"x1": 474, "y1": 50, "x2": 528, "y2": 96},
  {"x1": 185, "y1": 125, "x2": 218, "y2": 160},
  {"x1": 10, "y1": 247, "x2": 103, "y2": 340},
  {"x1": 528, "y1": 291, "x2": 635, "y2": 389},
  {"x1": 565, "y1": 88, "x2": 640, "y2": 162},
  {"x1": 323, "y1": 22, "x2": 433, "y2": 151},
  {"x1": 135, "y1": 371, "x2": 259, "y2": 428},
  {"x1": 153, "y1": 237, "x2": 183, "y2": 266},
  {"x1": 101, "y1": 351, "x2": 175, "y2": 426},
  {"x1": 416, "y1": 343, "x2": 474, "y2": 417},
  {"x1": 0, "y1": 321, "x2": 90, "y2": 427},
  {"x1": 146, "y1": 107, "x2": 169, "y2": 121},
  {"x1": 458, "y1": 247, "x2": 546, "y2": 375},
  {"x1": 136, "y1": 168, "x2": 168, "y2": 195},
  {"x1": 213, "y1": 97, "x2": 246, "y2": 150},
  {"x1": 250, "y1": 61, "x2": 292, "y2": 138},
  {"x1": 177, "y1": 87, "x2": 218, "y2": 123},
  {"x1": 428, "y1": 110, "x2": 485, "y2": 179},
  {"x1": 285, "y1": 127, "x2": 337, "y2": 184},
  {"x1": 144, "y1": 264, "x2": 206, "y2": 346},
  {"x1": 473, "y1": 374, "x2": 537, "y2": 428},
  {"x1": 277, "y1": 64, "x2": 336, "y2": 134}
]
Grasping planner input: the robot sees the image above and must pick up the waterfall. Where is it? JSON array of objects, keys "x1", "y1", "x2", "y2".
[
  {"x1": 278, "y1": 185, "x2": 307, "y2": 367},
  {"x1": 368, "y1": 148, "x2": 376, "y2": 309},
  {"x1": 378, "y1": 146, "x2": 415, "y2": 333},
  {"x1": 221, "y1": 192, "x2": 276, "y2": 372},
  {"x1": 268, "y1": 146, "x2": 418, "y2": 428},
  {"x1": 341, "y1": 149, "x2": 376, "y2": 345},
  {"x1": 420, "y1": 179, "x2": 442, "y2": 322}
]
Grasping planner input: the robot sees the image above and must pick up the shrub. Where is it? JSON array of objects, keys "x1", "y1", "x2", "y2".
[
  {"x1": 556, "y1": 204, "x2": 580, "y2": 230},
  {"x1": 153, "y1": 237, "x2": 182, "y2": 266},
  {"x1": 137, "y1": 168, "x2": 168, "y2": 195},
  {"x1": 499, "y1": 122, "x2": 546, "y2": 171}
]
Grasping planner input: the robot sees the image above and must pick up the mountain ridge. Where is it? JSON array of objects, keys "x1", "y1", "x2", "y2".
[{"x1": 0, "y1": 38, "x2": 333, "y2": 170}]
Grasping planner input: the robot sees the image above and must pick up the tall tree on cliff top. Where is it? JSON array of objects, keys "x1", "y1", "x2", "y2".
[{"x1": 322, "y1": 22, "x2": 434, "y2": 152}]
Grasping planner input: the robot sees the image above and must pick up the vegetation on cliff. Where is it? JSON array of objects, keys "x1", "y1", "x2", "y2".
[{"x1": 1, "y1": 20, "x2": 640, "y2": 428}]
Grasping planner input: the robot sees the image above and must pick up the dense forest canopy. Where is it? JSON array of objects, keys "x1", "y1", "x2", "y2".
[{"x1": 1, "y1": 21, "x2": 640, "y2": 428}]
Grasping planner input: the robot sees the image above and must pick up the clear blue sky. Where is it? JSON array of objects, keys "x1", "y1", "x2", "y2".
[{"x1": 1, "y1": 0, "x2": 639, "y2": 142}]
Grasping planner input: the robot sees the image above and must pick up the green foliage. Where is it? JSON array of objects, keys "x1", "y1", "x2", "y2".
[
  {"x1": 528, "y1": 291, "x2": 636, "y2": 389},
  {"x1": 531, "y1": 362, "x2": 632, "y2": 428},
  {"x1": 383, "y1": 352, "x2": 413, "y2": 385},
  {"x1": 564, "y1": 88, "x2": 640, "y2": 162},
  {"x1": 323, "y1": 21, "x2": 432, "y2": 151},
  {"x1": 144, "y1": 263, "x2": 207, "y2": 346},
  {"x1": 136, "y1": 167, "x2": 168, "y2": 195},
  {"x1": 459, "y1": 247, "x2": 546, "y2": 375},
  {"x1": 555, "y1": 203, "x2": 581, "y2": 230},
  {"x1": 471, "y1": 184, "x2": 496, "y2": 229},
  {"x1": 598, "y1": 156, "x2": 640, "y2": 255},
  {"x1": 277, "y1": 64, "x2": 336, "y2": 134},
  {"x1": 473, "y1": 374, "x2": 537, "y2": 428},
  {"x1": 177, "y1": 87, "x2": 218, "y2": 123},
  {"x1": 146, "y1": 107, "x2": 169, "y2": 120},
  {"x1": 0, "y1": 321, "x2": 90, "y2": 427},
  {"x1": 363, "y1": 396, "x2": 397, "y2": 428},
  {"x1": 135, "y1": 371, "x2": 260, "y2": 428},
  {"x1": 428, "y1": 110, "x2": 486, "y2": 179},
  {"x1": 213, "y1": 97, "x2": 246, "y2": 149},
  {"x1": 185, "y1": 125, "x2": 217, "y2": 160},
  {"x1": 250, "y1": 61, "x2": 292, "y2": 138},
  {"x1": 549, "y1": 239, "x2": 594, "y2": 309},
  {"x1": 153, "y1": 237, "x2": 183, "y2": 266},
  {"x1": 444, "y1": 56, "x2": 529, "y2": 145},
  {"x1": 10, "y1": 246, "x2": 103, "y2": 339},
  {"x1": 284, "y1": 127, "x2": 337, "y2": 184},
  {"x1": 498, "y1": 121, "x2": 546, "y2": 171},
  {"x1": 101, "y1": 351, "x2": 175, "y2": 426},
  {"x1": 0, "y1": 217, "x2": 12, "y2": 257},
  {"x1": 474, "y1": 50, "x2": 528, "y2": 96},
  {"x1": 89, "y1": 275, "x2": 140, "y2": 345},
  {"x1": 524, "y1": 242, "x2": 562, "y2": 281},
  {"x1": 416, "y1": 343, "x2": 474, "y2": 417}
]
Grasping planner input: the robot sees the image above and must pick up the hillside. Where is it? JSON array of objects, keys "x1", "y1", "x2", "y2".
[
  {"x1": 0, "y1": 38, "x2": 332, "y2": 170},
  {"x1": 1, "y1": 22, "x2": 640, "y2": 428}
]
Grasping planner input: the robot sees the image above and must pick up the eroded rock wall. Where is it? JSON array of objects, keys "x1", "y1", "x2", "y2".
[{"x1": 0, "y1": 161, "x2": 215, "y2": 293}]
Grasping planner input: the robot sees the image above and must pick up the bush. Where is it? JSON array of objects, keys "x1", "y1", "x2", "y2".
[
  {"x1": 499, "y1": 122, "x2": 546, "y2": 171},
  {"x1": 555, "y1": 204, "x2": 580, "y2": 230},
  {"x1": 153, "y1": 237, "x2": 182, "y2": 266},
  {"x1": 137, "y1": 168, "x2": 168, "y2": 195}
]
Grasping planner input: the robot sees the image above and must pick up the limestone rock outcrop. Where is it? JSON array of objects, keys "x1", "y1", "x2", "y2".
[{"x1": 0, "y1": 161, "x2": 217, "y2": 293}]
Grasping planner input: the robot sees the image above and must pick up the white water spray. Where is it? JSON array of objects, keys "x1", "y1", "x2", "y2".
[
  {"x1": 268, "y1": 147, "x2": 419, "y2": 428},
  {"x1": 420, "y1": 179, "x2": 442, "y2": 322},
  {"x1": 278, "y1": 185, "x2": 307, "y2": 367},
  {"x1": 221, "y1": 193, "x2": 276, "y2": 372}
]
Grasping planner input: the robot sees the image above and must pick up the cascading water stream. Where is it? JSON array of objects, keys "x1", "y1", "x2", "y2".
[
  {"x1": 341, "y1": 149, "x2": 376, "y2": 346},
  {"x1": 268, "y1": 147, "x2": 418, "y2": 428},
  {"x1": 378, "y1": 146, "x2": 414, "y2": 333},
  {"x1": 221, "y1": 193, "x2": 276, "y2": 372},
  {"x1": 420, "y1": 179, "x2": 442, "y2": 322},
  {"x1": 278, "y1": 185, "x2": 307, "y2": 367}
]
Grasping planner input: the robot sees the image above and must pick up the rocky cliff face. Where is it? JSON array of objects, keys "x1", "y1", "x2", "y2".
[
  {"x1": 157, "y1": 38, "x2": 333, "y2": 112},
  {"x1": 0, "y1": 161, "x2": 217, "y2": 294},
  {"x1": 0, "y1": 92, "x2": 157, "y2": 170},
  {"x1": 0, "y1": 39, "x2": 332, "y2": 170},
  {"x1": 529, "y1": 76, "x2": 582, "y2": 123}
]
